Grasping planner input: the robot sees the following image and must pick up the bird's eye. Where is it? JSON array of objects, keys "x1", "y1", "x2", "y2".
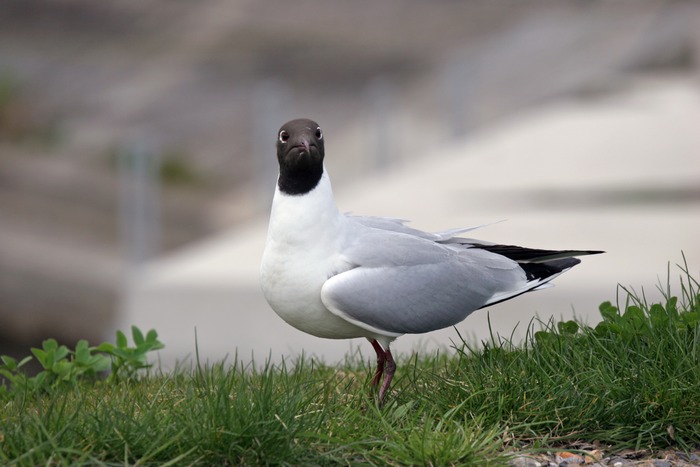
[
  {"x1": 279, "y1": 130, "x2": 290, "y2": 143},
  {"x1": 315, "y1": 127, "x2": 323, "y2": 139}
]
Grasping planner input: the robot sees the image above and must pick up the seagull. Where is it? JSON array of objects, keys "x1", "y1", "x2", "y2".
[{"x1": 260, "y1": 118, "x2": 603, "y2": 402}]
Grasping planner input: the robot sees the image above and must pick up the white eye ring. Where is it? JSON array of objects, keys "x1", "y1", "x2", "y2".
[
  {"x1": 279, "y1": 130, "x2": 290, "y2": 143},
  {"x1": 315, "y1": 127, "x2": 323, "y2": 139}
]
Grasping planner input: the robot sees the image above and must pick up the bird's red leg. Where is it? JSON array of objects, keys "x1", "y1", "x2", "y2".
[
  {"x1": 369, "y1": 339, "x2": 385, "y2": 389},
  {"x1": 378, "y1": 348, "x2": 396, "y2": 402}
]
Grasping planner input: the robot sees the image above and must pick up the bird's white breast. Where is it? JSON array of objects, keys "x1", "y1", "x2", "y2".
[{"x1": 260, "y1": 173, "x2": 370, "y2": 339}]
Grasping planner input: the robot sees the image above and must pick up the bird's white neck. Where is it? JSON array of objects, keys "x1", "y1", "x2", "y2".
[{"x1": 267, "y1": 168, "x2": 343, "y2": 247}]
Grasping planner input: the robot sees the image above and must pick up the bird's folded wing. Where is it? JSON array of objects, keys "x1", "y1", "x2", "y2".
[{"x1": 321, "y1": 236, "x2": 525, "y2": 336}]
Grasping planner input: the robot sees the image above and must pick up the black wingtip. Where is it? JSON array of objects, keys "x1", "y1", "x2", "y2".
[
  {"x1": 520, "y1": 257, "x2": 580, "y2": 282},
  {"x1": 469, "y1": 244, "x2": 605, "y2": 263},
  {"x1": 477, "y1": 247, "x2": 603, "y2": 310}
]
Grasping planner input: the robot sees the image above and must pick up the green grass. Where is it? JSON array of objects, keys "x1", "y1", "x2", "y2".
[{"x1": 1, "y1": 262, "x2": 699, "y2": 465}]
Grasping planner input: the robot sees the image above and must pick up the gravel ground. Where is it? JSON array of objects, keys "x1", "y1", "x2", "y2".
[{"x1": 509, "y1": 445, "x2": 700, "y2": 467}]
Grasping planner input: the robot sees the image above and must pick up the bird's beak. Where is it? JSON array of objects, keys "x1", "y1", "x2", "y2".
[{"x1": 299, "y1": 138, "x2": 311, "y2": 154}]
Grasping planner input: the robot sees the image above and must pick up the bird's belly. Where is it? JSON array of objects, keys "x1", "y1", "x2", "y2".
[{"x1": 260, "y1": 255, "x2": 368, "y2": 340}]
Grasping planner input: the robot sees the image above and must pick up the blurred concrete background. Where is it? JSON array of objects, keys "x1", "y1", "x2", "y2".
[{"x1": 1, "y1": 0, "x2": 699, "y2": 365}]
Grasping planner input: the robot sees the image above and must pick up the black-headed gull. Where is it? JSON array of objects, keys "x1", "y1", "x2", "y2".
[{"x1": 261, "y1": 118, "x2": 602, "y2": 401}]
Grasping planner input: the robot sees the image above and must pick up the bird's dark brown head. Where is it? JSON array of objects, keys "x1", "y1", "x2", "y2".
[{"x1": 276, "y1": 118, "x2": 325, "y2": 195}]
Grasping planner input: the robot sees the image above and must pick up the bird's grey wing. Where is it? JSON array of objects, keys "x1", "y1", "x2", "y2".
[
  {"x1": 321, "y1": 231, "x2": 526, "y2": 336},
  {"x1": 350, "y1": 216, "x2": 599, "y2": 262}
]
